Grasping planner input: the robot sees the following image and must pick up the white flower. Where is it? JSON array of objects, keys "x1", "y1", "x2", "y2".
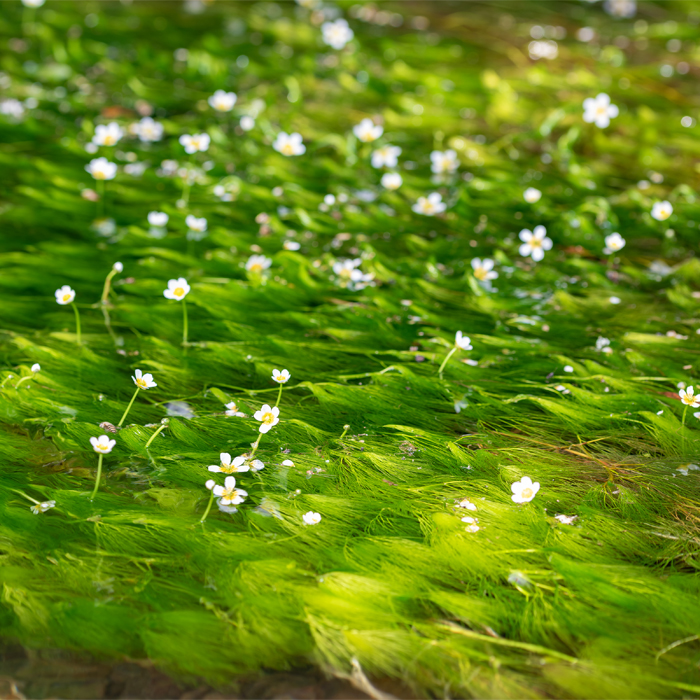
[
  {"x1": 31, "y1": 500, "x2": 56, "y2": 514},
  {"x1": 604, "y1": 232, "x2": 626, "y2": 253},
  {"x1": 246, "y1": 254, "x2": 272, "y2": 273},
  {"x1": 412, "y1": 192, "x2": 446, "y2": 216},
  {"x1": 132, "y1": 369, "x2": 157, "y2": 390},
  {"x1": 519, "y1": 225, "x2": 552, "y2": 262},
  {"x1": 136, "y1": 117, "x2": 164, "y2": 142},
  {"x1": 596, "y1": 336, "x2": 611, "y2": 351},
  {"x1": 371, "y1": 145, "x2": 401, "y2": 169},
  {"x1": 254, "y1": 403, "x2": 280, "y2": 433},
  {"x1": 457, "y1": 498, "x2": 477, "y2": 511},
  {"x1": 212, "y1": 476, "x2": 248, "y2": 505},
  {"x1": 92, "y1": 122, "x2": 123, "y2": 147},
  {"x1": 322, "y1": 18, "x2": 354, "y2": 50},
  {"x1": 679, "y1": 386, "x2": 700, "y2": 408},
  {"x1": 208, "y1": 452, "x2": 250, "y2": 474},
  {"x1": 272, "y1": 368, "x2": 291, "y2": 384},
  {"x1": 185, "y1": 215, "x2": 207, "y2": 233},
  {"x1": 179, "y1": 133, "x2": 210, "y2": 154},
  {"x1": 0, "y1": 99, "x2": 25, "y2": 119},
  {"x1": 651, "y1": 201, "x2": 673, "y2": 221},
  {"x1": 208, "y1": 90, "x2": 237, "y2": 112},
  {"x1": 224, "y1": 401, "x2": 246, "y2": 417},
  {"x1": 353, "y1": 118, "x2": 383, "y2": 143},
  {"x1": 511, "y1": 476, "x2": 540, "y2": 503},
  {"x1": 163, "y1": 278, "x2": 190, "y2": 301},
  {"x1": 282, "y1": 459, "x2": 295, "y2": 467},
  {"x1": 563, "y1": 365, "x2": 574, "y2": 373},
  {"x1": 54, "y1": 285, "x2": 76, "y2": 305},
  {"x1": 455, "y1": 331, "x2": 472, "y2": 350},
  {"x1": 523, "y1": 187, "x2": 542, "y2": 203},
  {"x1": 381, "y1": 172, "x2": 403, "y2": 190},
  {"x1": 240, "y1": 116, "x2": 255, "y2": 131},
  {"x1": 85, "y1": 157, "x2": 117, "y2": 180},
  {"x1": 90, "y1": 435, "x2": 116, "y2": 454},
  {"x1": 333, "y1": 258, "x2": 363, "y2": 283},
  {"x1": 273, "y1": 132, "x2": 305, "y2": 156},
  {"x1": 31, "y1": 363, "x2": 41, "y2": 373},
  {"x1": 113, "y1": 261, "x2": 123, "y2": 273},
  {"x1": 582, "y1": 93, "x2": 619, "y2": 129},
  {"x1": 604, "y1": 0, "x2": 636, "y2": 18},
  {"x1": 554, "y1": 514, "x2": 578, "y2": 524},
  {"x1": 22, "y1": 0, "x2": 46, "y2": 6},
  {"x1": 303, "y1": 511, "x2": 322, "y2": 525},
  {"x1": 430, "y1": 149, "x2": 459, "y2": 174},
  {"x1": 609, "y1": 296, "x2": 621, "y2": 305},
  {"x1": 148, "y1": 211, "x2": 169, "y2": 227},
  {"x1": 461, "y1": 516, "x2": 479, "y2": 532},
  {"x1": 284, "y1": 240, "x2": 301, "y2": 251},
  {"x1": 471, "y1": 258, "x2": 498, "y2": 282}
]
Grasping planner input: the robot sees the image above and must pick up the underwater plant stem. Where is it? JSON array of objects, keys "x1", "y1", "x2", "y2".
[
  {"x1": 438, "y1": 346, "x2": 457, "y2": 379},
  {"x1": 144, "y1": 422, "x2": 167, "y2": 449},
  {"x1": 118, "y1": 387, "x2": 140, "y2": 427},
  {"x1": 200, "y1": 490, "x2": 215, "y2": 523},
  {"x1": 97, "y1": 178, "x2": 105, "y2": 218},
  {"x1": 250, "y1": 432, "x2": 263, "y2": 457},
  {"x1": 11, "y1": 489, "x2": 40, "y2": 505},
  {"x1": 101, "y1": 268, "x2": 118, "y2": 304},
  {"x1": 72, "y1": 303, "x2": 82, "y2": 345},
  {"x1": 182, "y1": 299, "x2": 188, "y2": 346},
  {"x1": 90, "y1": 453, "x2": 103, "y2": 500},
  {"x1": 339, "y1": 424, "x2": 350, "y2": 440},
  {"x1": 15, "y1": 375, "x2": 32, "y2": 389},
  {"x1": 274, "y1": 383, "x2": 283, "y2": 408}
]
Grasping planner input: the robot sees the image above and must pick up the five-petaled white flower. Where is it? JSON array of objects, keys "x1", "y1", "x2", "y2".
[
  {"x1": 148, "y1": 211, "x2": 169, "y2": 227},
  {"x1": 272, "y1": 369, "x2": 291, "y2": 384},
  {"x1": 208, "y1": 452, "x2": 250, "y2": 474},
  {"x1": 303, "y1": 511, "x2": 322, "y2": 525},
  {"x1": 430, "y1": 149, "x2": 459, "y2": 174},
  {"x1": 519, "y1": 225, "x2": 552, "y2": 262},
  {"x1": 583, "y1": 93, "x2": 619, "y2": 129},
  {"x1": 136, "y1": 117, "x2": 164, "y2": 142},
  {"x1": 461, "y1": 516, "x2": 479, "y2": 532},
  {"x1": 212, "y1": 476, "x2": 248, "y2": 505},
  {"x1": 455, "y1": 331, "x2": 472, "y2": 350},
  {"x1": 604, "y1": 232, "x2": 626, "y2": 253},
  {"x1": 679, "y1": 386, "x2": 700, "y2": 408},
  {"x1": 511, "y1": 476, "x2": 540, "y2": 503},
  {"x1": 92, "y1": 122, "x2": 123, "y2": 147},
  {"x1": 31, "y1": 363, "x2": 41, "y2": 373},
  {"x1": 333, "y1": 258, "x2": 363, "y2": 282},
  {"x1": 524, "y1": 187, "x2": 542, "y2": 203},
  {"x1": 209, "y1": 90, "x2": 237, "y2": 112},
  {"x1": 651, "y1": 201, "x2": 673, "y2": 221},
  {"x1": 353, "y1": 118, "x2": 383, "y2": 143},
  {"x1": 321, "y1": 18, "x2": 354, "y2": 50},
  {"x1": 371, "y1": 145, "x2": 401, "y2": 169},
  {"x1": 225, "y1": 401, "x2": 246, "y2": 417},
  {"x1": 90, "y1": 435, "x2": 116, "y2": 454},
  {"x1": 412, "y1": 192, "x2": 446, "y2": 216},
  {"x1": 381, "y1": 172, "x2": 402, "y2": 190},
  {"x1": 471, "y1": 258, "x2": 498, "y2": 282},
  {"x1": 246, "y1": 254, "x2": 272, "y2": 273},
  {"x1": 85, "y1": 157, "x2": 117, "y2": 180},
  {"x1": 555, "y1": 514, "x2": 578, "y2": 524},
  {"x1": 273, "y1": 132, "x2": 305, "y2": 156},
  {"x1": 185, "y1": 215, "x2": 207, "y2": 233},
  {"x1": 55, "y1": 285, "x2": 76, "y2": 305},
  {"x1": 179, "y1": 133, "x2": 210, "y2": 154},
  {"x1": 163, "y1": 278, "x2": 190, "y2": 301},
  {"x1": 132, "y1": 369, "x2": 157, "y2": 390},
  {"x1": 31, "y1": 500, "x2": 56, "y2": 514},
  {"x1": 254, "y1": 403, "x2": 280, "y2": 433}
]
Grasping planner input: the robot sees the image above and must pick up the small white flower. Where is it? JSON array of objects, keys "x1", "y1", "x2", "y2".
[
  {"x1": 31, "y1": 500, "x2": 56, "y2": 514},
  {"x1": 609, "y1": 296, "x2": 621, "y2": 305},
  {"x1": 185, "y1": 215, "x2": 207, "y2": 233},
  {"x1": 679, "y1": 386, "x2": 700, "y2": 408},
  {"x1": 303, "y1": 511, "x2": 322, "y2": 525},
  {"x1": 85, "y1": 157, "x2": 117, "y2": 180},
  {"x1": 90, "y1": 435, "x2": 116, "y2": 454},
  {"x1": 205, "y1": 479, "x2": 216, "y2": 490},
  {"x1": 582, "y1": 93, "x2": 619, "y2": 129},
  {"x1": 54, "y1": 285, "x2": 76, "y2": 305},
  {"x1": 240, "y1": 115, "x2": 255, "y2": 131},
  {"x1": 371, "y1": 145, "x2": 401, "y2": 169},
  {"x1": 179, "y1": 133, "x2": 210, "y2": 154},
  {"x1": 563, "y1": 365, "x2": 574, "y2": 373},
  {"x1": 132, "y1": 368, "x2": 157, "y2": 390},
  {"x1": 272, "y1": 368, "x2": 291, "y2": 384},
  {"x1": 224, "y1": 401, "x2": 246, "y2": 417},
  {"x1": 246, "y1": 254, "x2": 272, "y2": 273},
  {"x1": 518, "y1": 225, "x2": 552, "y2": 262},
  {"x1": 604, "y1": 232, "x2": 626, "y2": 253},
  {"x1": 208, "y1": 452, "x2": 250, "y2": 474},
  {"x1": 92, "y1": 122, "x2": 123, "y2": 147},
  {"x1": 455, "y1": 331, "x2": 472, "y2": 350},
  {"x1": 273, "y1": 132, "x2": 305, "y2": 156},
  {"x1": 163, "y1": 277, "x2": 190, "y2": 301},
  {"x1": 0, "y1": 98, "x2": 25, "y2": 119},
  {"x1": 457, "y1": 498, "x2": 477, "y2": 511},
  {"x1": 430, "y1": 149, "x2": 459, "y2": 174},
  {"x1": 381, "y1": 172, "x2": 402, "y2": 190},
  {"x1": 511, "y1": 476, "x2": 540, "y2": 503},
  {"x1": 412, "y1": 192, "x2": 446, "y2": 216},
  {"x1": 461, "y1": 516, "x2": 479, "y2": 532},
  {"x1": 523, "y1": 187, "x2": 542, "y2": 203},
  {"x1": 22, "y1": 0, "x2": 46, "y2": 6},
  {"x1": 135, "y1": 116, "x2": 164, "y2": 142},
  {"x1": 333, "y1": 258, "x2": 363, "y2": 283},
  {"x1": 651, "y1": 201, "x2": 673, "y2": 221},
  {"x1": 322, "y1": 18, "x2": 354, "y2": 50},
  {"x1": 254, "y1": 403, "x2": 280, "y2": 433},
  {"x1": 282, "y1": 459, "x2": 295, "y2": 467},
  {"x1": 31, "y1": 363, "x2": 41, "y2": 373},
  {"x1": 113, "y1": 261, "x2": 123, "y2": 273},
  {"x1": 596, "y1": 337, "x2": 611, "y2": 351},
  {"x1": 283, "y1": 240, "x2": 301, "y2": 251},
  {"x1": 148, "y1": 211, "x2": 169, "y2": 227},
  {"x1": 353, "y1": 118, "x2": 383, "y2": 143},
  {"x1": 471, "y1": 258, "x2": 498, "y2": 282},
  {"x1": 208, "y1": 90, "x2": 237, "y2": 112},
  {"x1": 212, "y1": 476, "x2": 248, "y2": 505},
  {"x1": 604, "y1": 0, "x2": 636, "y2": 18},
  {"x1": 554, "y1": 514, "x2": 578, "y2": 524}
]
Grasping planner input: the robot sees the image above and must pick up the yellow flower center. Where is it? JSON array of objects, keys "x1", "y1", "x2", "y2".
[
  {"x1": 249, "y1": 263, "x2": 263, "y2": 273},
  {"x1": 281, "y1": 143, "x2": 294, "y2": 155},
  {"x1": 261, "y1": 411, "x2": 275, "y2": 424},
  {"x1": 104, "y1": 135, "x2": 116, "y2": 145},
  {"x1": 136, "y1": 377, "x2": 148, "y2": 389},
  {"x1": 62, "y1": 293, "x2": 72, "y2": 302},
  {"x1": 530, "y1": 238, "x2": 542, "y2": 248},
  {"x1": 682, "y1": 393, "x2": 695, "y2": 405},
  {"x1": 422, "y1": 201, "x2": 435, "y2": 213},
  {"x1": 174, "y1": 287, "x2": 184, "y2": 297},
  {"x1": 474, "y1": 267, "x2": 488, "y2": 281},
  {"x1": 596, "y1": 105, "x2": 607, "y2": 116},
  {"x1": 521, "y1": 487, "x2": 533, "y2": 499}
]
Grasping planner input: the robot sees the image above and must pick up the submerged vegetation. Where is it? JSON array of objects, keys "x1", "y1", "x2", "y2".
[{"x1": 1, "y1": 0, "x2": 700, "y2": 696}]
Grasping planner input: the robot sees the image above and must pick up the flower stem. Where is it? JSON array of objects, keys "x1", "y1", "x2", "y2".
[
  {"x1": 682, "y1": 404, "x2": 688, "y2": 454},
  {"x1": 72, "y1": 303, "x2": 82, "y2": 345},
  {"x1": 339, "y1": 424, "x2": 350, "y2": 440},
  {"x1": 438, "y1": 346, "x2": 457, "y2": 379},
  {"x1": 118, "y1": 387, "x2": 140, "y2": 427},
  {"x1": 90, "y1": 453, "x2": 103, "y2": 500},
  {"x1": 200, "y1": 490, "x2": 215, "y2": 523},
  {"x1": 274, "y1": 383, "x2": 283, "y2": 408},
  {"x1": 250, "y1": 432, "x2": 263, "y2": 457},
  {"x1": 101, "y1": 268, "x2": 118, "y2": 304},
  {"x1": 182, "y1": 299, "x2": 188, "y2": 346},
  {"x1": 15, "y1": 375, "x2": 32, "y2": 389},
  {"x1": 11, "y1": 488, "x2": 40, "y2": 505},
  {"x1": 144, "y1": 422, "x2": 167, "y2": 449}
]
